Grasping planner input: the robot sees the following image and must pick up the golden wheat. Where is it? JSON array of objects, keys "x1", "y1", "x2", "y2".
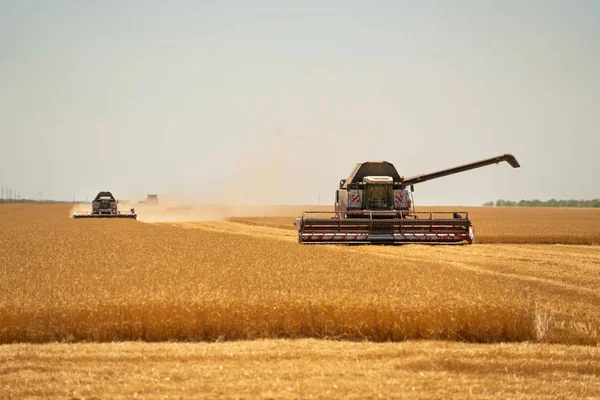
[
  {"x1": 421, "y1": 206, "x2": 600, "y2": 245},
  {"x1": 0, "y1": 204, "x2": 546, "y2": 344}
]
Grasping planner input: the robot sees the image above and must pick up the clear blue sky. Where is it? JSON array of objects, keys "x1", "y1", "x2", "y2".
[{"x1": 1, "y1": 1, "x2": 598, "y2": 205}]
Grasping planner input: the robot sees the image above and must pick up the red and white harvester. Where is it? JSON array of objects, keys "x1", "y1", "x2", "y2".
[
  {"x1": 295, "y1": 154, "x2": 520, "y2": 244},
  {"x1": 72, "y1": 191, "x2": 137, "y2": 219}
]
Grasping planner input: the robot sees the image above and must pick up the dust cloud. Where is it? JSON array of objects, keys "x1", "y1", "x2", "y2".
[
  {"x1": 133, "y1": 133, "x2": 331, "y2": 223},
  {"x1": 208, "y1": 132, "x2": 331, "y2": 206},
  {"x1": 69, "y1": 203, "x2": 90, "y2": 215},
  {"x1": 69, "y1": 133, "x2": 334, "y2": 222},
  {"x1": 134, "y1": 201, "x2": 320, "y2": 223},
  {"x1": 68, "y1": 194, "x2": 327, "y2": 223}
]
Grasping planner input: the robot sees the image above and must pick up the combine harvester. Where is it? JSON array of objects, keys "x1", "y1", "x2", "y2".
[
  {"x1": 72, "y1": 191, "x2": 137, "y2": 219},
  {"x1": 296, "y1": 154, "x2": 520, "y2": 244}
]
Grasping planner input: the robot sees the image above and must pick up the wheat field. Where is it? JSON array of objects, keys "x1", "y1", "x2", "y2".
[
  {"x1": 1, "y1": 203, "x2": 600, "y2": 398},
  {"x1": 0, "y1": 204, "x2": 543, "y2": 343}
]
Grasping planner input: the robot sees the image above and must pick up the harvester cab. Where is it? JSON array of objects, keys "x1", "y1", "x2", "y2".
[
  {"x1": 72, "y1": 191, "x2": 137, "y2": 219},
  {"x1": 336, "y1": 161, "x2": 413, "y2": 216},
  {"x1": 94, "y1": 192, "x2": 118, "y2": 215},
  {"x1": 296, "y1": 154, "x2": 520, "y2": 244}
]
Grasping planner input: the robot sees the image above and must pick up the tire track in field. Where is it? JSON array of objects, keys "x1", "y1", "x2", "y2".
[
  {"x1": 173, "y1": 221, "x2": 299, "y2": 243},
  {"x1": 170, "y1": 221, "x2": 600, "y2": 301},
  {"x1": 354, "y1": 246, "x2": 600, "y2": 302}
]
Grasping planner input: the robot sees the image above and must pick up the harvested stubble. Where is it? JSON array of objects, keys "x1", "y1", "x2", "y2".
[
  {"x1": 0, "y1": 204, "x2": 541, "y2": 344},
  {"x1": 4, "y1": 340, "x2": 600, "y2": 399}
]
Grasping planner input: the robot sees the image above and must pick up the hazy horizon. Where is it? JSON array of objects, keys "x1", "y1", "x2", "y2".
[{"x1": 1, "y1": 1, "x2": 598, "y2": 206}]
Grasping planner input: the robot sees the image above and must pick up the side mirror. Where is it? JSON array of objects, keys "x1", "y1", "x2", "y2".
[
  {"x1": 339, "y1": 179, "x2": 346, "y2": 189},
  {"x1": 410, "y1": 185, "x2": 414, "y2": 192}
]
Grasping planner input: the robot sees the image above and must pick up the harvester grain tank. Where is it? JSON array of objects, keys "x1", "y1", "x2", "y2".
[
  {"x1": 295, "y1": 154, "x2": 520, "y2": 244},
  {"x1": 72, "y1": 191, "x2": 137, "y2": 219}
]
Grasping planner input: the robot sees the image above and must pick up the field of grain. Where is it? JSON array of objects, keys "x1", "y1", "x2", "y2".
[
  {"x1": 1, "y1": 203, "x2": 600, "y2": 398},
  {"x1": 0, "y1": 204, "x2": 543, "y2": 344},
  {"x1": 4, "y1": 340, "x2": 600, "y2": 399}
]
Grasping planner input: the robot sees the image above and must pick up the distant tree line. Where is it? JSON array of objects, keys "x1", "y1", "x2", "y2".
[{"x1": 482, "y1": 199, "x2": 600, "y2": 208}]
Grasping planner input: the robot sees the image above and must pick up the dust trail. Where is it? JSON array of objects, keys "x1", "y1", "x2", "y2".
[
  {"x1": 134, "y1": 202, "x2": 259, "y2": 223},
  {"x1": 133, "y1": 197, "x2": 325, "y2": 223},
  {"x1": 209, "y1": 132, "x2": 330, "y2": 206},
  {"x1": 69, "y1": 203, "x2": 90, "y2": 216},
  {"x1": 68, "y1": 194, "x2": 325, "y2": 223},
  {"x1": 69, "y1": 133, "x2": 331, "y2": 222}
]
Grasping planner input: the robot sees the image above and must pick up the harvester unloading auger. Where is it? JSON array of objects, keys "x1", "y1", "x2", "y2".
[
  {"x1": 72, "y1": 191, "x2": 137, "y2": 219},
  {"x1": 295, "y1": 154, "x2": 520, "y2": 244}
]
